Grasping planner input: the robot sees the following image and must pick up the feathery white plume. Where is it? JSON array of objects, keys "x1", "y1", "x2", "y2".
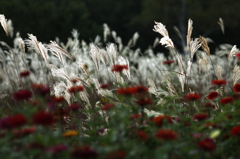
[{"x1": 0, "y1": 14, "x2": 8, "y2": 36}]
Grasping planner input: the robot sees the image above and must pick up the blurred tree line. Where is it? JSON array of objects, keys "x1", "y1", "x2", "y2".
[{"x1": 0, "y1": 0, "x2": 240, "y2": 52}]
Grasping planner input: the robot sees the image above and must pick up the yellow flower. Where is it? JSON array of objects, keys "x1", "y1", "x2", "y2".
[{"x1": 62, "y1": 130, "x2": 78, "y2": 137}]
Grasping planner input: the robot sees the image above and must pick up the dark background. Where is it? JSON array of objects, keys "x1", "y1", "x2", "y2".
[{"x1": 0, "y1": 0, "x2": 239, "y2": 53}]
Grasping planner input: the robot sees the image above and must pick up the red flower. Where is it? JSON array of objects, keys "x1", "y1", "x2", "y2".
[
  {"x1": 33, "y1": 111, "x2": 55, "y2": 126},
  {"x1": 198, "y1": 138, "x2": 216, "y2": 152},
  {"x1": 193, "y1": 113, "x2": 208, "y2": 121},
  {"x1": 234, "y1": 83, "x2": 240, "y2": 93},
  {"x1": 220, "y1": 97, "x2": 233, "y2": 104},
  {"x1": 52, "y1": 96, "x2": 65, "y2": 103},
  {"x1": 135, "y1": 85, "x2": 148, "y2": 93},
  {"x1": 20, "y1": 70, "x2": 30, "y2": 77},
  {"x1": 105, "y1": 150, "x2": 126, "y2": 159},
  {"x1": 117, "y1": 87, "x2": 137, "y2": 95},
  {"x1": 155, "y1": 129, "x2": 177, "y2": 140},
  {"x1": 14, "y1": 89, "x2": 32, "y2": 101},
  {"x1": 31, "y1": 84, "x2": 50, "y2": 96},
  {"x1": 204, "y1": 103, "x2": 216, "y2": 109},
  {"x1": 136, "y1": 130, "x2": 148, "y2": 141},
  {"x1": 102, "y1": 104, "x2": 114, "y2": 111},
  {"x1": 231, "y1": 126, "x2": 240, "y2": 137},
  {"x1": 27, "y1": 142, "x2": 45, "y2": 150},
  {"x1": 184, "y1": 93, "x2": 201, "y2": 101},
  {"x1": 68, "y1": 86, "x2": 84, "y2": 93},
  {"x1": 130, "y1": 114, "x2": 141, "y2": 120},
  {"x1": 163, "y1": 60, "x2": 174, "y2": 65},
  {"x1": 69, "y1": 103, "x2": 81, "y2": 111},
  {"x1": 207, "y1": 92, "x2": 218, "y2": 100},
  {"x1": 13, "y1": 127, "x2": 36, "y2": 138},
  {"x1": 100, "y1": 84, "x2": 110, "y2": 89},
  {"x1": 0, "y1": 114, "x2": 27, "y2": 129},
  {"x1": 47, "y1": 144, "x2": 68, "y2": 154},
  {"x1": 112, "y1": 64, "x2": 128, "y2": 72},
  {"x1": 236, "y1": 52, "x2": 240, "y2": 60},
  {"x1": 71, "y1": 146, "x2": 98, "y2": 159},
  {"x1": 212, "y1": 79, "x2": 227, "y2": 86},
  {"x1": 153, "y1": 115, "x2": 173, "y2": 127},
  {"x1": 135, "y1": 98, "x2": 151, "y2": 106}
]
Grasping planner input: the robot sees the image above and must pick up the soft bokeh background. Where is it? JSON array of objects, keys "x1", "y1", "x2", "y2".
[{"x1": 0, "y1": 0, "x2": 239, "y2": 52}]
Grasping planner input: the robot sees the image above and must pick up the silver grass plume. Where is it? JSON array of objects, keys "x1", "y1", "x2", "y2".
[
  {"x1": 173, "y1": 26, "x2": 183, "y2": 41},
  {"x1": 6, "y1": 19, "x2": 13, "y2": 37},
  {"x1": 25, "y1": 34, "x2": 48, "y2": 63},
  {"x1": 198, "y1": 57, "x2": 203, "y2": 74},
  {"x1": 106, "y1": 43, "x2": 117, "y2": 67},
  {"x1": 228, "y1": 45, "x2": 238, "y2": 62},
  {"x1": 218, "y1": 17, "x2": 224, "y2": 34},
  {"x1": 47, "y1": 41, "x2": 72, "y2": 64},
  {"x1": 127, "y1": 32, "x2": 139, "y2": 47},
  {"x1": 200, "y1": 36, "x2": 210, "y2": 56},
  {"x1": 0, "y1": 14, "x2": 8, "y2": 36},
  {"x1": 201, "y1": 52, "x2": 209, "y2": 73},
  {"x1": 153, "y1": 21, "x2": 174, "y2": 48},
  {"x1": 217, "y1": 65, "x2": 223, "y2": 80},
  {"x1": 176, "y1": 54, "x2": 185, "y2": 92},
  {"x1": 48, "y1": 64, "x2": 70, "y2": 81},
  {"x1": 89, "y1": 43, "x2": 101, "y2": 70},
  {"x1": 233, "y1": 65, "x2": 240, "y2": 85},
  {"x1": 147, "y1": 79, "x2": 158, "y2": 96},
  {"x1": 186, "y1": 38, "x2": 201, "y2": 76},
  {"x1": 153, "y1": 37, "x2": 160, "y2": 48},
  {"x1": 186, "y1": 19, "x2": 193, "y2": 48},
  {"x1": 118, "y1": 56, "x2": 131, "y2": 80},
  {"x1": 103, "y1": 23, "x2": 110, "y2": 42},
  {"x1": 53, "y1": 81, "x2": 71, "y2": 104}
]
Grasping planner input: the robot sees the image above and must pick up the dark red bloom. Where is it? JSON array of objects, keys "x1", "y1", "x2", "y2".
[
  {"x1": 13, "y1": 127, "x2": 36, "y2": 138},
  {"x1": 184, "y1": 93, "x2": 201, "y2": 101},
  {"x1": 207, "y1": 92, "x2": 218, "y2": 100},
  {"x1": 135, "y1": 85, "x2": 148, "y2": 93},
  {"x1": 236, "y1": 52, "x2": 240, "y2": 60},
  {"x1": 102, "y1": 104, "x2": 114, "y2": 111},
  {"x1": 47, "y1": 144, "x2": 68, "y2": 154},
  {"x1": 69, "y1": 103, "x2": 81, "y2": 111},
  {"x1": 68, "y1": 86, "x2": 84, "y2": 93},
  {"x1": 71, "y1": 146, "x2": 98, "y2": 159},
  {"x1": 136, "y1": 130, "x2": 148, "y2": 141},
  {"x1": 27, "y1": 142, "x2": 45, "y2": 150},
  {"x1": 52, "y1": 96, "x2": 65, "y2": 103},
  {"x1": 0, "y1": 114, "x2": 27, "y2": 129},
  {"x1": 70, "y1": 78, "x2": 78, "y2": 83},
  {"x1": 204, "y1": 103, "x2": 216, "y2": 109},
  {"x1": 198, "y1": 138, "x2": 216, "y2": 152},
  {"x1": 130, "y1": 114, "x2": 141, "y2": 120},
  {"x1": 105, "y1": 150, "x2": 126, "y2": 159},
  {"x1": 234, "y1": 83, "x2": 240, "y2": 93},
  {"x1": 31, "y1": 83, "x2": 50, "y2": 96},
  {"x1": 212, "y1": 79, "x2": 227, "y2": 86},
  {"x1": 163, "y1": 60, "x2": 174, "y2": 65},
  {"x1": 231, "y1": 126, "x2": 240, "y2": 137},
  {"x1": 117, "y1": 87, "x2": 137, "y2": 95},
  {"x1": 14, "y1": 89, "x2": 32, "y2": 101},
  {"x1": 155, "y1": 129, "x2": 177, "y2": 140},
  {"x1": 135, "y1": 98, "x2": 151, "y2": 106},
  {"x1": 33, "y1": 111, "x2": 55, "y2": 126},
  {"x1": 193, "y1": 113, "x2": 208, "y2": 121},
  {"x1": 20, "y1": 70, "x2": 30, "y2": 77},
  {"x1": 153, "y1": 115, "x2": 173, "y2": 127},
  {"x1": 100, "y1": 84, "x2": 110, "y2": 89},
  {"x1": 220, "y1": 97, "x2": 234, "y2": 104},
  {"x1": 112, "y1": 64, "x2": 128, "y2": 72}
]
